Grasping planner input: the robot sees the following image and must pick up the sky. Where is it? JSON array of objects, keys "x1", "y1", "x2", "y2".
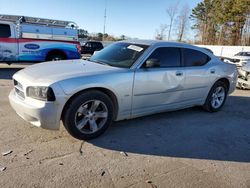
[{"x1": 0, "y1": 0, "x2": 202, "y2": 40}]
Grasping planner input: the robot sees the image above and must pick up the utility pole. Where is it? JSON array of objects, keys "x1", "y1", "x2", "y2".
[{"x1": 103, "y1": 0, "x2": 107, "y2": 41}]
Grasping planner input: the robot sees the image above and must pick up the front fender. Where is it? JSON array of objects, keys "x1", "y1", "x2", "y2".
[{"x1": 58, "y1": 72, "x2": 134, "y2": 120}]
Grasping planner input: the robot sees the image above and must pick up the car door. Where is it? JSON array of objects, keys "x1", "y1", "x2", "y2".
[
  {"x1": 182, "y1": 48, "x2": 212, "y2": 102},
  {"x1": 132, "y1": 47, "x2": 186, "y2": 117},
  {"x1": 82, "y1": 42, "x2": 92, "y2": 54},
  {"x1": 0, "y1": 23, "x2": 18, "y2": 61}
]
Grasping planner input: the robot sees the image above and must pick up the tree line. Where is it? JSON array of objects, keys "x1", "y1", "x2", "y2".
[
  {"x1": 78, "y1": 29, "x2": 128, "y2": 41},
  {"x1": 78, "y1": 0, "x2": 249, "y2": 46},
  {"x1": 156, "y1": 0, "x2": 249, "y2": 46},
  {"x1": 190, "y1": 0, "x2": 250, "y2": 46}
]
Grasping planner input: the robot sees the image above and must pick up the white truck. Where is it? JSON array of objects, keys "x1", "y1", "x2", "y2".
[{"x1": 0, "y1": 14, "x2": 81, "y2": 64}]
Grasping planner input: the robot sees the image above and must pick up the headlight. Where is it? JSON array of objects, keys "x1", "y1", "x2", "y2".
[{"x1": 26, "y1": 86, "x2": 56, "y2": 101}]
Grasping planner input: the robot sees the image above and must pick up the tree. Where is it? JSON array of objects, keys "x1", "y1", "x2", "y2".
[
  {"x1": 166, "y1": 2, "x2": 179, "y2": 40},
  {"x1": 241, "y1": 14, "x2": 250, "y2": 45},
  {"x1": 190, "y1": 0, "x2": 215, "y2": 44},
  {"x1": 155, "y1": 24, "x2": 168, "y2": 40},
  {"x1": 190, "y1": 0, "x2": 250, "y2": 45},
  {"x1": 176, "y1": 4, "x2": 190, "y2": 41},
  {"x1": 120, "y1": 35, "x2": 126, "y2": 40},
  {"x1": 223, "y1": 0, "x2": 250, "y2": 45},
  {"x1": 97, "y1": 32, "x2": 103, "y2": 40},
  {"x1": 78, "y1": 29, "x2": 88, "y2": 39}
]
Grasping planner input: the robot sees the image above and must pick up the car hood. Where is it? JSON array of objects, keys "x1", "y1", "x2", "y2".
[
  {"x1": 233, "y1": 56, "x2": 250, "y2": 61},
  {"x1": 13, "y1": 60, "x2": 122, "y2": 85}
]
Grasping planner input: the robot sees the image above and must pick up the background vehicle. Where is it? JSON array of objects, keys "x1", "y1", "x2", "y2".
[
  {"x1": 81, "y1": 41, "x2": 104, "y2": 55},
  {"x1": 0, "y1": 14, "x2": 81, "y2": 64},
  {"x1": 237, "y1": 62, "x2": 250, "y2": 89},
  {"x1": 9, "y1": 41, "x2": 237, "y2": 140},
  {"x1": 232, "y1": 51, "x2": 250, "y2": 67}
]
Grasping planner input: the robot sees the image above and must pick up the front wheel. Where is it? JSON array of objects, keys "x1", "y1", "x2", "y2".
[
  {"x1": 62, "y1": 90, "x2": 114, "y2": 140},
  {"x1": 203, "y1": 81, "x2": 228, "y2": 112}
]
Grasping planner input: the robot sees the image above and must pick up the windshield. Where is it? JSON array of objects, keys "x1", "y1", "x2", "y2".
[
  {"x1": 235, "y1": 52, "x2": 250, "y2": 57},
  {"x1": 89, "y1": 42, "x2": 149, "y2": 68}
]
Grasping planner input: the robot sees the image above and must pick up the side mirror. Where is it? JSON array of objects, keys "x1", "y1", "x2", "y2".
[{"x1": 145, "y1": 58, "x2": 160, "y2": 68}]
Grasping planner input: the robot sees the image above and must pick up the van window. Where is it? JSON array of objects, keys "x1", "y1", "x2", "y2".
[{"x1": 0, "y1": 24, "x2": 11, "y2": 38}]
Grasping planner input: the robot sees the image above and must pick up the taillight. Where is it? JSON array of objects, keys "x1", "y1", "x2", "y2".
[{"x1": 76, "y1": 44, "x2": 81, "y2": 54}]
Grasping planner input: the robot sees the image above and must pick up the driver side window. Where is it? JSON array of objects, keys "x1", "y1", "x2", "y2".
[
  {"x1": 0, "y1": 24, "x2": 11, "y2": 38},
  {"x1": 145, "y1": 47, "x2": 181, "y2": 68}
]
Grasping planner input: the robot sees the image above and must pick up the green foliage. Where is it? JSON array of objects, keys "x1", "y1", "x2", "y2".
[
  {"x1": 190, "y1": 0, "x2": 250, "y2": 45},
  {"x1": 78, "y1": 29, "x2": 127, "y2": 41},
  {"x1": 78, "y1": 29, "x2": 88, "y2": 39}
]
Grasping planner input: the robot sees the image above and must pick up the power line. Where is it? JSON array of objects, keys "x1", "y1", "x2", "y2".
[{"x1": 103, "y1": 0, "x2": 107, "y2": 41}]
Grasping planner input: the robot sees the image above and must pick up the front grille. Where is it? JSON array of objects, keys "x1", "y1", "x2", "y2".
[
  {"x1": 14, "y1": 79, "x2": 23, "y2": 90},
  {"x1": 13, "y1": 79, "x2": 25, "y2": 99},
  {"x1": 15, "y1": 88, "x2": 25, "y2": 99}
]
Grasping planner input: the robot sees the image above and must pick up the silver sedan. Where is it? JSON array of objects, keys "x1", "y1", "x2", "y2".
[{"x1": 9, "y1": 40, "x2": 238, "y2": 140}]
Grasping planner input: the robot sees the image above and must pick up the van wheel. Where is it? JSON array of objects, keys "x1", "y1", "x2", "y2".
[
  {"x1": 62, "y1": 90, "x2": 114, "y2": 140},
  {"x1": 203, "y1": 81, "x2": 228, "y2": 112},
  {"x1": 47, "y1": 54, "x2": 65, "y2": 61}
]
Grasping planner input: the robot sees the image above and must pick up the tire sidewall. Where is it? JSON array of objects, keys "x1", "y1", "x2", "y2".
[
  {"x1": 63, "y1": 91, "x2": 114, "y2": 140},
  {"x1": 204, "y1": 81, "x2": 228, "y2": 112},
  {"x1": 47, "y1": 54, "x2": 64, "y2": 61}
]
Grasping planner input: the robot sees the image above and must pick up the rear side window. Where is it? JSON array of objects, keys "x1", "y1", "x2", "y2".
[
  {"x1": 97, "y1": 42, "x2": 103, "y2": 48},
  {"x1": 183, "y1": 48, "x2": 210, "y2": 66},
  {"x1": 0, "y1": 24, "x2": 11, "y2": 38},
  {"x1": 147, "y1": 47, "x2": 181, "y2": 68},
  {"x1": 92, "y1": 42, "x2": 98, "y2": 48},
  {"x1": 85, "y1": 42, "x2": 91, "y2": 47}
]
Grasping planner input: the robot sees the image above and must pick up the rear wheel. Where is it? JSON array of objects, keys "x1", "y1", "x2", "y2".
[
  {"x1": 46, "y1": 53, "x2": 65, "y2": 61},
  {"x1": 203, "y1": 81, "x2": 228, "y2": 112},
  {"x1": 62, "y1": 90, "x2": 114, "y2": 140}
]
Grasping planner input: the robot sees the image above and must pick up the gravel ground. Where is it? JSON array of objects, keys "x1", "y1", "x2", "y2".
[{"x1": 0, "y1": 64, "x2": 250, "y2": 188}]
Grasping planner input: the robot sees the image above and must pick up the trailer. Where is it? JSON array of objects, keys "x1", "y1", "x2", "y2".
[{"x1": 0, "y1": 14, "x2": 81, "y2": 63}]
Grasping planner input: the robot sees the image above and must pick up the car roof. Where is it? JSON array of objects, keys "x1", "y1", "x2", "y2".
[
  {"x1": 118, "y1": 40, "x2": 214, "y2": 56},
  {"x1": 120, "y1": 40, "x2": 182, "y2": 46},
  {"x1": 120, "y1": 40, "x2": 200, "y2": 48}
]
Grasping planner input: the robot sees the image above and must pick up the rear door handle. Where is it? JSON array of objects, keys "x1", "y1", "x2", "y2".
[{"x1": 176, "y1": 71, "x2": 183, "y2": 76}]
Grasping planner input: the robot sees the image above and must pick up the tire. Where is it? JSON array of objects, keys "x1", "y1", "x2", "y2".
[
  {"x1": 203, "y1": 81, "x2": 228, "y2": 112},
  {"x1": 47, "y1": 54, "x2": 65, "y2": 61},
  {"x1": 62, "y1": 90, "x2": 114, "y2": 140}
]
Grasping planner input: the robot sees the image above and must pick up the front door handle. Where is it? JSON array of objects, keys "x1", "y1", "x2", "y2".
[
  {"x1": 210, "y1": 69, "x2": 216, "y2": 74},
  {"x1": 176, "y1": 71, "x2": 183, "y2": 76}
]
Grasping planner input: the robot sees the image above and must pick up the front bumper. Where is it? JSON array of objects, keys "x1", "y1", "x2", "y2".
[{"x1": 9, "y1": 89, "x2": 61, "y2": 130}]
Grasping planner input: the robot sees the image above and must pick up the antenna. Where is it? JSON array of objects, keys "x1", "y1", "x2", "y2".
[{"x1": 103, "y1": 0, "x2": 107, "y2": 41}]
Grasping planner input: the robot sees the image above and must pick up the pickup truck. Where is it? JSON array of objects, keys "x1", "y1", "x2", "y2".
[{"x1": 0, "y1": 14, "x2": 81, "y2": 64}]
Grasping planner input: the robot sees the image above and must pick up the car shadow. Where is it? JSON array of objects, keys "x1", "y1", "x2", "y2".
[
  {"x1": 0, "y1": 68, "x2": 23, "y2": 80},
  {"x1": 90, "y1": 95, "x2": 250, "y2": 163}
]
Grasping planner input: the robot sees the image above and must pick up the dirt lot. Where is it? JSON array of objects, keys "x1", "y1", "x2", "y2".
[{"x1": 0, "y1": 64, "x2": 250, "y2": 188}]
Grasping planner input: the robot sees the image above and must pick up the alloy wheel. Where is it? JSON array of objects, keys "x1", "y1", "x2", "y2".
[{"x1": 74, "y1": 100, "x2": 108, "y2": 134}]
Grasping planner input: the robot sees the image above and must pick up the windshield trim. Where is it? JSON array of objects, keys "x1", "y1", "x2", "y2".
[{"x1": 89, "y1": 42, "x2": 149, "y2": 69}]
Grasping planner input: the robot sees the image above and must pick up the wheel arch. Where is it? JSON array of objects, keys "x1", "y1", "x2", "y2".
[
  {"x1": 46, "y1": 49, "x2": 67, "y2": 61},
  {"x1": 215, "y1": 77, "x2": 230, "y2": 92},
  {"x1": 61, "y1": 87, "x2": 119, "y2": 121},
  {"x1": 203, "y1": 77, "x2": 230, "y2": 105}
]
